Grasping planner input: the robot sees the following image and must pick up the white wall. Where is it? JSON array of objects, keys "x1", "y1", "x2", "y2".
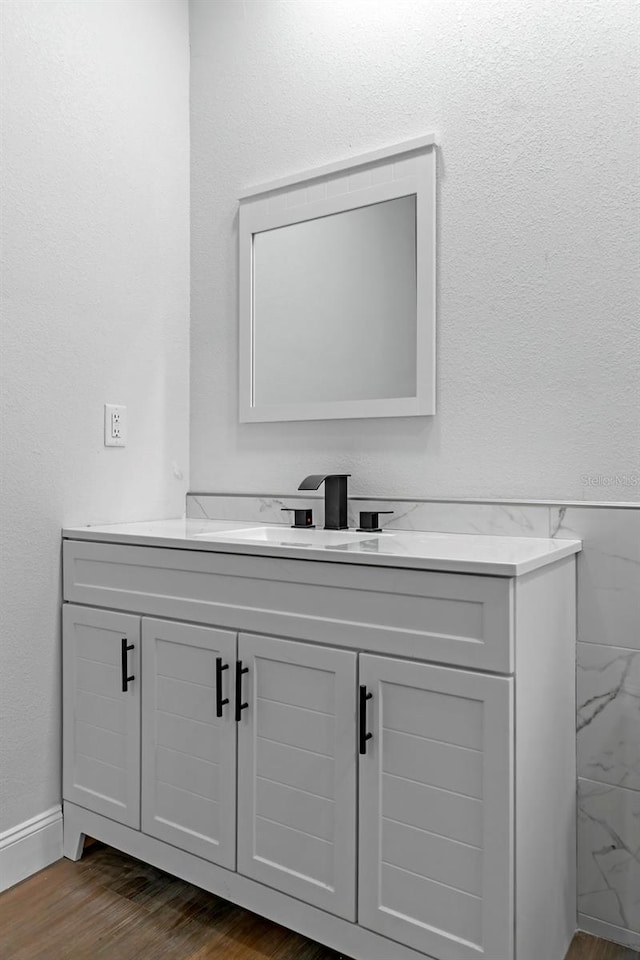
[
  {"x1": 190, "y1": 0, "x2": 639, "y2": 502},
  {"x1": 0, "y1": 0, "x2": 190, "y2": 834}
]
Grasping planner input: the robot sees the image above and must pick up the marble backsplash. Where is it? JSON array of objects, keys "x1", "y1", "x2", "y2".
[{"x1": 188, "y1": 493, "x2": 640, "y2": 948}]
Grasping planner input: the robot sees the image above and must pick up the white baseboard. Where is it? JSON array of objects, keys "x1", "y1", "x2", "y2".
[
  {"x1": 0, "y1": 805, "x2": 63, "y2": 892},
  {"x1": 578, "y1": 914, "x2": 640, "y2": 951}
]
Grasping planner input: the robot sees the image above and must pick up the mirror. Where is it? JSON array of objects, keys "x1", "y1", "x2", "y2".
[
  {"x1": 253, "y1": 196, "x2": 417, "y2": 406},
  {"x1": 239, "y1": 136, "x2": 435, "y2": 422}
]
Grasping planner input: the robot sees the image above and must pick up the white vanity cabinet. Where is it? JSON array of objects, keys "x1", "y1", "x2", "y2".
[
  {"x1": 63, "y1": 611, "x2": 238, "y2": 866},
  {"x1": 61, "y1": 534, "x2": 578, "y2": 960},
  {"x1": 140, "y1": 619, "x2": 237, "y2": 869},
  {"x1": 358, "y1": 655, "x2": 512, "y2": 960},
  {"x1": 236, "y1": 632, "x2": 358, "y2": 920},
  {"x1": 62, "y1": 605, "x2": 140, "y2": 829}
]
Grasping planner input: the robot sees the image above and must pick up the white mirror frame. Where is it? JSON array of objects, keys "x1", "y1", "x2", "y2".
[{"x1": 238, "y1": 134, "x2": 436, "y2": 423}]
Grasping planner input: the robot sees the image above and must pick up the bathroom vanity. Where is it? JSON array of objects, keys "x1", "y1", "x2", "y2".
[{"x1": 61, "y1": 520, "x2": 581, "y2": 960}]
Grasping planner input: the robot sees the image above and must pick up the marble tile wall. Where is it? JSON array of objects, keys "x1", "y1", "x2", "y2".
[
  {"x1": 557, "y1": 506, "x2": 640, "y2": 949},
  {"x1": 188, "y1": 494, "x2": 640, "y2": 947}
]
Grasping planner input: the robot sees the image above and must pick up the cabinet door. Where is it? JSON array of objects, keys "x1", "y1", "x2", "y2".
[
  {"x1": 62, "y1": 604, "x2": 140, "y2": 827},
  {"x1": 237, "y1": 633, "x2": 357, "y2": 920},
  {"x1": 141, "y1": 619, "x2": 237, "y2": 869},
  {"x1": 359, "y1": 655, "x2": 513, "y2": 960}
]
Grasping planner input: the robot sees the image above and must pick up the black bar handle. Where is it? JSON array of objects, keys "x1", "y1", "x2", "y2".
[
  {"x1": 216, "y1": 657, "x2": 229, "y2": 718},
  {"x1": 235, "y1": 660, "x2": 249, "y2": 722},
  {"x1": 121, "y1": 638, "x2": 135, "y2": 693},
  {"x1": 359, "y1": 685, "x2": 373, "y2": 755}
]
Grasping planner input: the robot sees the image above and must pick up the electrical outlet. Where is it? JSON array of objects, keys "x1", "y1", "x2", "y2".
[{"x1": 104, "y1": 404, "x2": 126, "y2": 447}]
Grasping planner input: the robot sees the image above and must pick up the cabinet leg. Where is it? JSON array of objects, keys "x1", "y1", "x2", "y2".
[{"x1": 62, "y1": 814, "x2": 85, "y2": 862}]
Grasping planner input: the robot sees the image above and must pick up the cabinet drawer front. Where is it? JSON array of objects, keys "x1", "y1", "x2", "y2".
[
  {"x1": 141, "y1": 619, "x2": 237, "y2": 869},
  {"x1": 62, "y1": 605, "x2": 140, "y2": 827},
  {"x1": 64, "y1": 540, "x2": 513, "y2": 671},
  {"x1": 358, "y1": 655, "x2": 513, "y2": 960},
  {"x1": 236, "y1": 633, "x2": 357, "y2": 920}
]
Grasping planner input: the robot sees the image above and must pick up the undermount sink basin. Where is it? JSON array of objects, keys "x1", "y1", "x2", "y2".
[{"x1": 194, "y1": 526, "x2": 381, "y2": 548}]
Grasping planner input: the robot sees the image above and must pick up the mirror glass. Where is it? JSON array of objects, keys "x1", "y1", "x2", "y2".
[{"x1": 252, "y1": 195, "x2": 417, "y2": 406}]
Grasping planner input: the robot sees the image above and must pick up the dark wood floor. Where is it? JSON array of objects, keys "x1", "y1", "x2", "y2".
[
  {"x1": 565, "y1": 932, "x2": 639, "y2": 960},
  {"x1": 0, "y1": 843, "x2": 637, "y2": 960}
]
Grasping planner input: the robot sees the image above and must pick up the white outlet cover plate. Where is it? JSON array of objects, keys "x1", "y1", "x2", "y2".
[{"x1": 104, "y1": 404, "x2": 126, "y2": 447}]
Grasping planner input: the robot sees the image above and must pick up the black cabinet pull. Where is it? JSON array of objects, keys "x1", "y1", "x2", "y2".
[
  {"x1": 121, "y1": 638, "x2": 135, "y2": 692},
  {"x1": 216, "y1": 657, "x2": 229, "y2": 718},
  {"x1": 359, "y1": 685, "x2": 373, "y2": 754},
  {"x1": 235, "y1": 660, "x2": 249, "y2": 722}
]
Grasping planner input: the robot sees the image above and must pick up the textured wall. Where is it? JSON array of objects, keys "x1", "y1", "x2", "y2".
[
  {"x1": 0, "y1": 0, "x2": 190, "y2": 833},
  {"x1": 190, "y1": 0, "x2": 639, "y2": 502}
]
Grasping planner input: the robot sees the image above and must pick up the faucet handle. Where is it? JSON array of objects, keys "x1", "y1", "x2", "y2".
[
  {"x1": 281, "y1": 508, "x2": 315, "y2": 529},
  {"x1": 357, "y1": 510, "x2": 393, "y2": 533}
]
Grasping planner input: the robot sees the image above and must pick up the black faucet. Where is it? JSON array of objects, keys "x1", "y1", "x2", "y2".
[{"x1": 298, "y1": 474, "x2": 350, "y2": 530}]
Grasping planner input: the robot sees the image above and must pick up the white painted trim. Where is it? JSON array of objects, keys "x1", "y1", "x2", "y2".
[
  {"x1": 239, "y1": 140, "x2": 436, "y2": 423},
  {"x1": 0, "y1": 805, "x2": 63, "y2": 891},
  {"x1": 240, "y1": 395, "x2": 431, "y2": 424},
  {"x1": 243, "y1": 178, "x2": 418, "y2": 233},
  {"x1": 238, "y1": 134, "x2": 436, "y2": 199},
  {"x1": 578, "y1": 914, "x2": 640, "y2": 951}
]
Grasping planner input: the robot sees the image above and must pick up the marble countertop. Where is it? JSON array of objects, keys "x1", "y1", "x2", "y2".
[{"x1": 62, "y1": 518, "x2": 581, "y2": 577}]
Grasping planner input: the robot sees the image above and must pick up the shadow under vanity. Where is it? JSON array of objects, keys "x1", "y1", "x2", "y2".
[{"x1": 61, "y1": 517, "x2": 581, "y2": 960}]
